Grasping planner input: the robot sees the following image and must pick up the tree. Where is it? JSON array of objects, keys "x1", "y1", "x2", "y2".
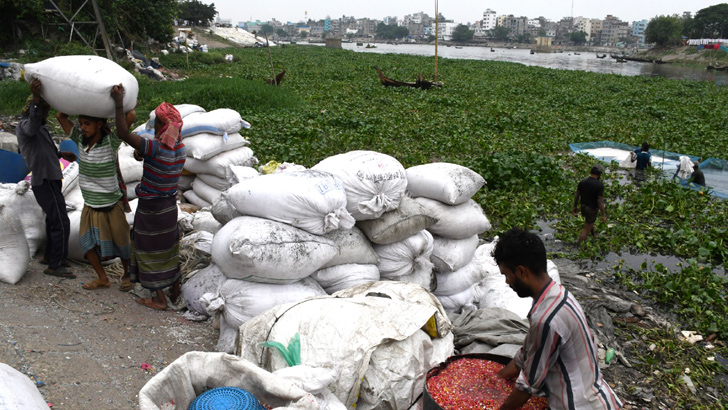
[
  {"x1": 260, "y1": 24, "x2": 274, "y2": 36},
  {"x1": 537, "y1": 28, "x2": 547, "y2": 36},
  {"x1": 375, "y1": 22, "x2": 409, "y2": 39},
  {"x1": 569, "y1": 30, "x2": 588, "y2": 44},
  {"x1": 515, "y1": 33, "x2": 532, "y2": 44},
  {"x1": 427, "y1": 34, "x2": 436, "y2": 42},
  {"x1": 276, "y1": 28, "x2": 287, "y2": 38},
  {"x1": 693, "y1": 4, "x2": 728, "y2": 38},
  {"x1": 645, "y1": 15, "x2": 683, "y2": 47},
  {"x1": 321, "y1": 30, "x2": 330, "y2": 38},
  {"x1": 451, "y1": 24, "x2": 474, "y2": 41},
  {"x1": 108, "y1": 0, "x2": 178, "y2": 43},
  {"x1": 490, "y1": 26, "x2": 511, "y2": 41},
  {"x1": 177, "y1": 0, "x2": 217, "y2": 27},
  {"x1": 299, "y1": 30, "x2": 308, "y2": 38},
  {"x1": 0, "y1": 0, "x2": 44, "y2": 46}
]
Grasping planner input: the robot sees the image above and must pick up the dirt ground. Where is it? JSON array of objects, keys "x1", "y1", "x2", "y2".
[{"x1": 0, "y1": 257, "x2": 217, "y2": 409}]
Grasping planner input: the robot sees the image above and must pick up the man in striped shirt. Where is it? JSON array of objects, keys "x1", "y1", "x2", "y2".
[{"x1": 492, "y1": 228, "x2": 622, "y2": 410}]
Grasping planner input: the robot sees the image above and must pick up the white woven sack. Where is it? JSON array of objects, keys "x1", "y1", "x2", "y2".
[
  {"x1": 211, "y1": 216, "x2": 338, "y2": 283},
  {"x1": 182, "y1": 190, "x2": 211, "y2": 208},
  {"x1": 0, "y1": 363, "x2": 49, "y2": 409},
  {"x1": 225, "y1": 170, "x2": 355, "y2": 235},
  {"x1": 183, "y1": 146, "x2": 257, "y2": 179},
  {"x1": 382, "y1": 268, "x2": 435, "y2": 291},
  {"x1": 181, "y1": 264, "x2": 226, "y2": 315},
  {"x1": 118, "y1": 144, "x2": 143, "y2": 183},
  {"x1": 414, "y1": 197, "x2": 492, "y2": 239},
  {"x1": 181, "y1": 108, "x2": 250, "y2": 137},
  {"x1": 192, "y1": 177, "x2": 223, "y2": 205},
  {"x1": 183, "y1": 132, "x2": 249, "y2": 161},
  {"x1": 196, "y1": 173, "x2": 232, "y2": 191},
  {"x1": 311, "y1": 264, "x2": 380, "y2": 294},
  {"x1": 437, "y1": 283, "x2": 480, "y2": 313},
  {"x1": 0, "y1": 204, "x2": 31, "y2": 285},
  {"x1": 312, "y1": 150, "x2": 407, "y2": 221},
  {"x1": 0, "y1": 181, "x2": 45, "y2": 256},
  {"x1": 177, "y1": 174, "x2": 195, "y2": 191},
  {"x1": 373, "y1": 230, "x2": 434, "y2": 279},
  {"x1": 203, "y1": 277, "x2": 326, "y2": 335},
  {"x1": 320, "y1": 226, "x2": 379, "y2": 268},
  {"x1": 406, "y1": 162, "x2": 486, "y2": 205},
  {"x1": 431, "y1": 234, "x2": 479, "y2": 273},
  {"x1": 23, "y1": 55, "x2": 138, "y2": 118},
  {"x1": 226, "y1": 165, "x2": 259, "y2": 184},
  {"x1": 191, "y1": 210, "x2": 222, "y2": 234},
  {"x1": 434, "y1": 258, "x2": 486, "y2": 297},
  {"x1": 356, "y1": 195, "x2": 437, "y2": 245}
]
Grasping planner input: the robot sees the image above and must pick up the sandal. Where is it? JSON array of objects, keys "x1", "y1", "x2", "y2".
[
  {"x1": 135, "y1": 297, "x2": 167, "y2": 311},
  {"x1": 82, "y1": 279, "x2": 111, "y2": 290},
  {"x1": 119, "y1": 279, "x2": 133, "y2": 292},
  {"x1": 43, "y1": 266, "x2": 76, "y2": 279}
]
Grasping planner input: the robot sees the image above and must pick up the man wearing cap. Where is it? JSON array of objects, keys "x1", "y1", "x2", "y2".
[
  {"x1": 690, "y1": 161, "x2": 705, "y2": 187},
  {"x1": 17, "y1": 78, "x2": 77, "y2": 278},
  {"x1": 572, "y1": 164, "x2": 606, "y2": 245}
]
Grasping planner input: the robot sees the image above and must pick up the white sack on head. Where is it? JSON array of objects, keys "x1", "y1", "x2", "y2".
[
  {"x1": 224, "y1": 170, "x2": 355, "y2": 235},
  {"x1": 373, "y1": 230, "x2": 434, "y2": 279},
  {"x1": 414, "y1": 197, "x2": 491, "y2": 239},
  {"x1": 182, "y1": 190, "x2": 212, "y2": 208},
  {"x1": 0, "y1": 181, "x2": 45, "y2": 256},
  {"x1": 431, "y1": 234, "x2": 479, "y2": 273},
  {"x1": 0, "y1": 204, "x2": 31, "y2": 285},
  {"x1": 181, "y1": 264, "x2": 226, "y2": 315},
  {"x1": 23, "y1": 55, "x2": 138, "y2": 118},
  {"x1": 183, "y1": 132, "x2": 249, "y2": 161},
  {"x1": 211, "y1": 216, "x2": 338, "y2": 283},
  {"x1": 181, "y1": 108, "x2": 250, "y2": 137},
  {"x1": 320, "y1": 226, "x2": 379, "y2": 268},
  {"x1": 356, "y1": 196, "x2": 437, "y2": 245},
  {"x1": 311, "y1": 264, "x2": 380, "y2": 294},
  {"x1": 312, "y1": 150, "x2": 407, "y2": 220},
  {"x1": 192, "y1": 177, "x2": 223, "y2": 205},
  {"x1": 183, "y1": 146, "x2": 257, "y2": 179},
  {"x1": 406, "y1": 162, "x2": 485, "y2": 205}
]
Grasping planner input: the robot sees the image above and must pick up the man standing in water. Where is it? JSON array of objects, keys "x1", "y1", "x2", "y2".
[
  {"x1": 572, "y1": 164, "x2": 606, "y2": 245},
  {"x1": 493, "y1": 228, "x2": 623, "y2": 410}
]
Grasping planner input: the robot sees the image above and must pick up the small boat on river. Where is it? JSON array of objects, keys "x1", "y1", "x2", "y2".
[{"x1": 373, "y1": 67, "x2": 443, "y2": 90}]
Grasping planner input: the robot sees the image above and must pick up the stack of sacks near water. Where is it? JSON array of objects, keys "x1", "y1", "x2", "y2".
[{"x1": 131, "y1": 104, "x2": 257, "y2": 235}]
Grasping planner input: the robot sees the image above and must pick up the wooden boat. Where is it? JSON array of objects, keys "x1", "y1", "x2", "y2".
[
  {"x1": 265, "y1": 70, "x2": 286, "y2": 85},
  {"x1": 530, "y1": 50, "x2": 535, "y2": 54},
  {"x1": 366, "y1": 44, "x2": 376, "y2": 48},
  {"x1": 356, "y1": 42, "x2": 363, "y2": 46},
  {"x1": 373, "y1": 67, "x2": 442, "y2": 90},
  {"x1": 574, "y1": 52, "x2": 580, "y2": 55},
  {"x1": 616, "y1": 58, "x2": 627, "y2": 63},
  {"x1": 596, "y1": 53, "x2": 607, "y2": 58},
  {"x1": 455, "y1": 46, "x2": 463, "y2": 49}
]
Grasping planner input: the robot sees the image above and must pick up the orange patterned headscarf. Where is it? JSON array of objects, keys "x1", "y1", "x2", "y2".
[{"x1": 154, "y1": 103, "x2": 183, "y2": 148}]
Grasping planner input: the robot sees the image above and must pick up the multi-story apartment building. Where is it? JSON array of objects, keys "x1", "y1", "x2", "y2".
[
  {"x1": 590, "y1": 19, "x2": 603, "y2": 44},
  {"x1": 501, "y1": 15, "x2": 528, "y2": 37},
  {"x1": 383, "y1": 16, "x2": 398, "y2": 26},
  {"x1": 601, "y1": 15, "x2": 629, "y2": 46},
  {"x1": 632, "y1": 19, "x2": 648, "y2": 47},
  {"x1": 482, "y1": 9, "x2": 497, "y2": 31}
]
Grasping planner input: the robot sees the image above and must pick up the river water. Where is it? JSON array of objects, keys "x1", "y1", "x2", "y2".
[{"x1": 336, "y1": 42, "x2": 728, "y2": 84}]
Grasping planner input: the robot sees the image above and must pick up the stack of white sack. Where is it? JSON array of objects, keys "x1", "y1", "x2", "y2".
[
  {"x1": 356, "y1": 196, "x2": 438, "y2": 290},
  {"x1": 472, "y1": 237, "x2": 562, "y2": 320},
  {"x1": 311, "y1": 227, "x2": 381, "y2": 294},
  {"x1": 208, "y1": 216, "x2": 340, "y2": 352},
  {"x1": 131, "y1": 104, "x2": 257, "y2": 208},
  {"x1": 406, "y1": 162, "x2": 490, "y2": 312},
  {"x1": 312, "y1": 150, "x2": 408, "y2": 221},
  {"x1": 0, "y1": 181, "x2": 45, "y2": 257},
  {"x1": 235, "y1": 281, "x2": 455, "y2": 410}
]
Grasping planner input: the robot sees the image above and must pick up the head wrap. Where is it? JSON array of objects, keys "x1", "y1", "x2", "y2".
[
  {"x1": 21, "y1": 94, "x2": 50, "y2": 117},
  {"x1": 154, "y1": 103, "x2": 183, "y2": 148}
]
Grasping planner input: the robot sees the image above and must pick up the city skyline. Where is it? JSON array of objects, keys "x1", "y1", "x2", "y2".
[{"x1": 213, "y1": 0, "x2": 725, "y2": 26}]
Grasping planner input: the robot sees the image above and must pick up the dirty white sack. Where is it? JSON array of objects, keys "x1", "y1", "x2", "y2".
[
  {"x1": 0, "y1": 204, "x2": 31, "y2": 284},
  {"x1": 356, "y1": 196, "x2": 437, "y2": 245},
  {"x1": 310, "y1": 263, "x2": 380, "y2": 294},
  {"x1": 320, "y1": 226, "x2": 379, "y2": 268},
  {"x1": 373, "y1": 230, "x2": 434, "y2": 279},
  {"x1": 430, "y1": 234, "x2": 479, "y2": 273},
  {"x1": 0, "y1": 181, "x2": 45, "y2": 256},
  {"x1": 0, "y1": 363, "x2": 48, "y2": 409},
  {"x1": 405, "y1": 162, "x2": 485, "y2": 205},
  {"x1": 183, "y1": 146, "x2": 257, "y2": 179},
  {"x1": 414, "y1": 197, "x2": 492, "y2": 239}
]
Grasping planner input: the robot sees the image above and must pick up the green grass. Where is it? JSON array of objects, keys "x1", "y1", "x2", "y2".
[{"x1": 0, "y1": 81, "x2": 31, "y2": 113}]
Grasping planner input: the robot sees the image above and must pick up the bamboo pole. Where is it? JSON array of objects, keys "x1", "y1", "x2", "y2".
[
  {"x1": 434, "y1": 0, "x2": 439, "y2": 82},
  {"x1": 265, "y1": 32, "x2": 277, "y2": 84},
  {"x1": 90, "y1": 0, "x2": 113, "y2": 60}
]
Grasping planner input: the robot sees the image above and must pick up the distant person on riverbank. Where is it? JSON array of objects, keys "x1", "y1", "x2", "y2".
[
  {"x1": 573, "y1": 164, "x2": 606, "y2": 245},
  {"x1": 691, "y1": 161, "x2": 706, "y2": 187},
  {"x1": 493, "y1": 227, "x2": 623, "y2": 410}
]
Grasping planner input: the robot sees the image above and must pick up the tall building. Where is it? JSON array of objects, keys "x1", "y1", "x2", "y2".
[
  {"x1": 632, "y1": 19, "x2": 648, "y2": 47},
  {"x1": 573, "y1": 16, "x2": 592, "y2": 41},
  {"x1": 482, "y1": 9, "x2": 497, "y2": 31}
]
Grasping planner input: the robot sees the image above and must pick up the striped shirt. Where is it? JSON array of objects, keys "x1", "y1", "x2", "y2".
[
  {"x1": 70, "y1": 127, "x2": 123, "y2": 208},
  {"x1": 514, "y1": 280, "x2": 623, "y2": 410},
  {"x1": 135, "y1": 138, "x2": 186, "y2": 199}
]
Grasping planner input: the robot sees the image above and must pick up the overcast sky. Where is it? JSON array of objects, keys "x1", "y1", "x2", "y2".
[{"x1": 212, "y1": 0, "x2": 725, "y2": 26}]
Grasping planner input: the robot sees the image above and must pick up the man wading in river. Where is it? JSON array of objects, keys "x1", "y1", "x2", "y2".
[
  {"x1": 572, "y1": 164, "x2": 606, "y2": 245},
  {"x1": 493, "y1": 228, "x2": 622, "y2": 410}
]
